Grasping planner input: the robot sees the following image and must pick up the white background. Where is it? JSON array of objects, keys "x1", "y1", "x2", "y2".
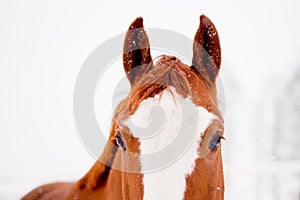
[{"x1": 1, "y1": 0, "x2": 300, "y2": 199}]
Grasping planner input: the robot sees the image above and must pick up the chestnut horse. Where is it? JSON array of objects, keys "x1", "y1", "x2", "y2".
[{"x1": 22, "y1": 14, "x2": 224, "y2": 200}]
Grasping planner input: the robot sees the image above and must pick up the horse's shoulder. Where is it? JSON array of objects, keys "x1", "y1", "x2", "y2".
[{"x1": 21, "y1": 182, "x2": 74, "y2": 200}]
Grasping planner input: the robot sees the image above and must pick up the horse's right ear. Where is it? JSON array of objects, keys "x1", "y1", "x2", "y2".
[
  {"x1": 192, "y1": 15, "x2": 221, "y2": 84},
  {"x1": 123, "y1": 17, "x2": 152, "y2": 86}
]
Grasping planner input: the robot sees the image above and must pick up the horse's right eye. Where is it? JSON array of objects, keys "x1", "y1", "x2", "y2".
[{"x1": 116, "y1": 133, "x2": 126, "y2": 151}]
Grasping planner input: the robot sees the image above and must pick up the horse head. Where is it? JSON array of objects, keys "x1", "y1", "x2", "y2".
[{"x1": 22, "y1": 15, "x2": 224, "y2": 200}]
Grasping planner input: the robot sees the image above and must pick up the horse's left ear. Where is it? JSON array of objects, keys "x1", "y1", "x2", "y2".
[
  {"x1": 123, "y1": 17, "x2": 152, "y2": 85},
  {"x1": 192, "y1": 15, "x2": 221, "y2": 84}
]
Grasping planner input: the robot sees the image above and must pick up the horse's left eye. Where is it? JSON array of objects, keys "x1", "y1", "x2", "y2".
[
  {"x1": 116, "y1": 133, "x2": 126, "y2": 151},
  {"x1": 209, "y1": 132, "x2": 223, "y2": 150}
]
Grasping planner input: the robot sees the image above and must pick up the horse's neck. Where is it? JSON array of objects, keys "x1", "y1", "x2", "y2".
[{"x1": 70, "y1": 153, "x2": 143, "y2": 199}]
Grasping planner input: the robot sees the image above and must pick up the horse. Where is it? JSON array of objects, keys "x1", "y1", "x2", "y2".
[{"x1": 22, "y1": 14, "x2": 224, "y2": 200}]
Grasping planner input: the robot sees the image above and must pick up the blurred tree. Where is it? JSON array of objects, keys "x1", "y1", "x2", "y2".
[{"x1": 271, "y1": 66, "x2": 300, "y2": 200}]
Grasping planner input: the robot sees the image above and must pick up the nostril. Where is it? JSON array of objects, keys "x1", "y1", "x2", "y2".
[{"x1": 170, "y1": 57, "x2": 176, "y2": 61}]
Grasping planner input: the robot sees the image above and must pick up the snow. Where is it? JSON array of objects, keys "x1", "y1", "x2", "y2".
[{"x1": 1, "y1": 0, "x2": 300, "y2": 199}]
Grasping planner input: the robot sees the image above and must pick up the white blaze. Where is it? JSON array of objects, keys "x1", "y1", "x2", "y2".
[{"x1": 126, "y1": 87, "x2": 215, "y2": 200}]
